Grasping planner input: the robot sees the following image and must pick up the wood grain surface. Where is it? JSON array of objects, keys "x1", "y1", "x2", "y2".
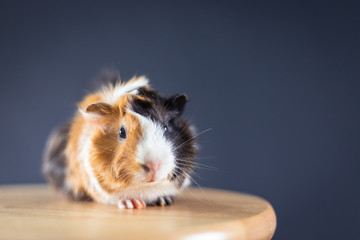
[{"x1": 0, "y1": 184, "x2": 276, "y2": 240}]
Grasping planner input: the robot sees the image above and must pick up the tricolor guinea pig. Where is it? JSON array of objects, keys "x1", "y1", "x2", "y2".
[{"x1": 42, "y1": 75, "x2": 197, "y2": 209}]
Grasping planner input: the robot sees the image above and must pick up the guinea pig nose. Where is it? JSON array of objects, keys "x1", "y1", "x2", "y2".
[{"x1": 142, "y1": 162, "x2": 162, "y2": 173}]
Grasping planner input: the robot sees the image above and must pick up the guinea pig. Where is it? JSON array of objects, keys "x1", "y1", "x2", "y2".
[{"x1": 42, "y1": 75, "x2": 197, "y2": 209}]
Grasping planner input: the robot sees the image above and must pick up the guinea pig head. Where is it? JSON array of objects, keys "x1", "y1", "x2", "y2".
[{"x1": 82, "y1": 90, "x2": 196, "y2": 194}]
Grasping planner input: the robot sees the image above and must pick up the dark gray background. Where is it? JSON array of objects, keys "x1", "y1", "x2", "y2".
[{"x1": 1, "y1": 1, "x2": 359, "y2": 239}]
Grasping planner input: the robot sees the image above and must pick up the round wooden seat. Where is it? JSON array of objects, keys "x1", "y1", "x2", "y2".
[{"x1": 0, "y1": 184, "x2": 276, "y2": 239}]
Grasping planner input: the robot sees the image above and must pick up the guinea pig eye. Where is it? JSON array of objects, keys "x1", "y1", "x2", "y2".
[
  {"x1": 119, "y1": 126, "x2": 127, "y2": 140},
  {"x1": 163, "y1": 124, "x2": 168, "y2": 134}
]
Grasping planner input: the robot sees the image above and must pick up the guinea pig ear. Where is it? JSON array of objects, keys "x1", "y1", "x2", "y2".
[
  {"x1": 165, "y1": 94, "x2": 188, "y2": 115},
  {"x1": 85, "y1": 102, "x2": 113, "y2": 115},
  {"x1": 80, "y1": 102, "x2": 113, "y2": 122}
]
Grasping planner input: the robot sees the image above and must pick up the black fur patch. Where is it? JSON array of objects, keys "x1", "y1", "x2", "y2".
[
  {"x1": 42, "y1": 123, "x2": 70, "y2": 190},
  {"x1": 42, "y1": 123, "x2": 91, "y2": 201},
  {"x1": 130, "y1": 88, "x2": 197, "y2": 188}
]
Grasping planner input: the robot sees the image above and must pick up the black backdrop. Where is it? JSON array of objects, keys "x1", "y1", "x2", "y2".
[{"x1": 1, "y1": 1, "x2": 359, "y2": 239}]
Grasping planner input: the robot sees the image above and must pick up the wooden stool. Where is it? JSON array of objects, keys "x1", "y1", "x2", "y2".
[{"x1": 0, "y1": 184, "x2": 276, "y2": 239}]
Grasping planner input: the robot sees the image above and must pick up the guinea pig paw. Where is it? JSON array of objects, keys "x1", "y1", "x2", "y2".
[
  {"x1": 117, "y1": 199, "x2": 146, "y2": 209},
  {"x1": 148, "y1": 196, "x2": 174, "y2": 207}
]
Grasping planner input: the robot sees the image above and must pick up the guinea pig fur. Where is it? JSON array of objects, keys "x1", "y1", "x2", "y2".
[{"x1": 42, "y1": 76, "x2": 197, "y2": 209}]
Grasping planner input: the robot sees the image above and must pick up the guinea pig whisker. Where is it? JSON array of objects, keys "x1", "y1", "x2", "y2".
[
  {"x1": 173, "y1": 128, "x2": 212, "y2": 151},
  {"x1": 176, "y1": 158, "x2": 217, "y2": 169},
  {"x1": 174, "y1": 156, "x2": 216, "y2": 166},
  {"x1": 172, "y1": 125, "x2": 188, "y2": 142},
  {"x1": 115, "y1": 174, "x2": 131, "y2": 186},
  {"x1": 93, "y1": 143, "x2": 117, "y2": 153},
  {"x1": 172, "y1": 168, "x2": 195, "y2": 182},
  {"x1": 113, "y1": 181, "x2": 125, "y2": 193},
  {"x1": 183, "y1": 187, "x2": 204, "y2": 203},
  {"x1": 171, "y1": 167, "x2": 182, "y2": 176},
  {"x1": 115, "y1": 172, "x2": 130, "y2": 180},
  {"x1": 193, "y1": 156, "x2": 216, "y2": 160},
  {"x1": 177, "y1": 157, "x2": 212, "y2": 163},
  {"x1": 173, "y1": 165, "x2": 202, "y2": 179},
  {"x1": 185, "y1": 174, "x2": 204, "y2": 193},
  {"x1": 112, "y1": 166, "x2": 131, "y2": 181},
  {"x1": 183, "y1": 161, "x2": 217, "y2": 169},
  {"x1": 186, "y1": 169, "x2": 203, "y2": 180},
  {"x1": 93, "y1": 143, "x2": 114, "y2": 151},
  {"x1": 173, "y1": 168, "x2": 204, "y2": 194},
  {"x1": 176, "y1": 162, "x2": 217, "y2": 171}
]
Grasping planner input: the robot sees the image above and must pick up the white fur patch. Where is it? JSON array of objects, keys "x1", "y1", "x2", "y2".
[
  {"x1": 103, "y1": 76, "x2": 149, "y2": 103},
  {"x1": 128, "y1": 110, "x2": 176, "y2": 182}
]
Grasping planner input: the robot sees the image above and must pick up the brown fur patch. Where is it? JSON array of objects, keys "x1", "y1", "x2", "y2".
[{"x1": 89, "y1": 97, "x2": 143, "y2": 194}]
